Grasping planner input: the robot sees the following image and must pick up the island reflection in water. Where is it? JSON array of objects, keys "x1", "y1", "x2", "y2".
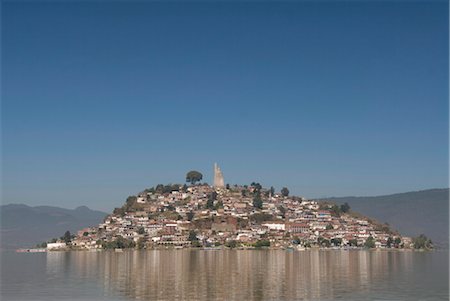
[{"x1": 41, "y1": 249, "x2": 448, "y2": 300}]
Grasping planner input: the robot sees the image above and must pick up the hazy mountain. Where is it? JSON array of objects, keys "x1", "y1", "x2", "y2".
[
  {"x1": 0, "y1": 204, "x2": 107, "y2": 250},
  {"x1": 318, "y1": 189, "x2": 449, "y2": 248}
]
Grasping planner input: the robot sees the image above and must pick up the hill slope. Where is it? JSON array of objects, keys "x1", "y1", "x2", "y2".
[
  {"x1": 319, "y1": 189, "x2": 449, "y2": 247},
  {"x1": 0, "y1": 204, "x2": 107, "y2": 249}
]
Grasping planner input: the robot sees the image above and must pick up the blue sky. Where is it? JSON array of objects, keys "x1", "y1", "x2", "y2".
[{"x1": 2, "y1": 1, "x2": 448, "y2": 211}]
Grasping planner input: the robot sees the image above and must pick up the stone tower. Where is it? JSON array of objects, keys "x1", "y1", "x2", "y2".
[{"x1": 213, "y1": 163, "x2": 225, "y2": 188}]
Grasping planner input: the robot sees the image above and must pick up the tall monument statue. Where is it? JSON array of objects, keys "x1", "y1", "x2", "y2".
[{"x1": 213, "y1": 163, "x2": 225, "y2": 188}]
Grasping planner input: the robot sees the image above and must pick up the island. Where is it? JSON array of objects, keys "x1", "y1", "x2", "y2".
[{"x1": 33, "y1": 164, "x2": 433, "y2": 252}]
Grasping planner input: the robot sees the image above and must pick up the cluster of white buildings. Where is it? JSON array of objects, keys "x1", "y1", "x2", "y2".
[{"x1": 69, "y1": 182, "x2": 408, "y2": 250}]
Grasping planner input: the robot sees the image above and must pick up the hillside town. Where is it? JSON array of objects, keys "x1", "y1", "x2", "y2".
[{"x1": 29, "y1": 164, "x2": 425, "y2": 252}]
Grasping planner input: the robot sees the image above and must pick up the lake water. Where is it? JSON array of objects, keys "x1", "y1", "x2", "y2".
[{"x1": 1, "y1": 249, "x2": 448, "y2": 300}]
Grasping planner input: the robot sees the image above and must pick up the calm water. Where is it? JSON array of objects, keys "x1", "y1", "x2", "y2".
[{"x1": 1, "y1": 249, "x2": 448, "y2": 301}]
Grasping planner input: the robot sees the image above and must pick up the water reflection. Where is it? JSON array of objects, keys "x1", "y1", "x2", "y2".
[{"x1": 40, "y1": 250, "x2": 449, "y2": 300}]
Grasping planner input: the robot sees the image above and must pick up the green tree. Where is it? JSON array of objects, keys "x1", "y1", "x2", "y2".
[
  {"x1": 225, "y1": 240, "x2": 238, "y2": 248},
  {"x1": 214, "y1": 200, "x2": 224, "y2": 210},
  {"x1": 318, "y1": 236, "x2": 330, "y2": 247},
  {"x1": 386, "y1": 236, "x2": 393, "y2": 248},
  {"x1": 136, "y1": 237, "x2": 146, "y2": 249},
  {"x1": 123, "y1": 195, "x2": 138, "y2": 212},
  {"x1": 191, "y1": 240, "x2": 201, "y2": 248},
  {"x1": 102, "y1": 240, "x2": 118, "y2": 249},
  {"x1": 278, "y1": 206, "x2": 286, "y2": 217},
  {"x1": 281, "y1": 187, "x2": 289, "y2": 197},
  {"x1": 251, "y1": 182, "x2": 262, "y2": 192},
  {"x1": 115, "y1": 236, "x2": 127, "y2": 249},
  {"x1": 63, "y1": 231, "x2": 72, "y2": 244},
  {"x1": 254, "y1": 240, "x2": 270, "y2": 248},
  {"x1": 326, "y1": 224, "x2": 333, "y2": 230},
  {"x1": 340, "y1": 202, "x2": 350, "y2": 213},
  {"x1": 155, "y1": 184, "x2": 164, "y2": 193},
  {"x1": 349, "y1": 239, "x2": 358, "y2": 247},
  {"x1": 137, "y1": 227, "x2": 145, "y2": 235},
  {"x1": 413, "y1": 234, "x2": 433, "y2": 249},
  {"x1": 331, "y1": 238, "x2": 342, "y2": 246},
  {"x1": 126, "y1": 195, "x2": 137, "y2": 205},
  {"x1": 113, "y1": 207, "x2": 126, "y2": 217},
  {"x1": 206, "y1": 198, "x2": 214, "y2": 210},
  {"x1": 188, "y1": 230, "x2": 198, "y2": 242},
  {"x1": 110, "y1": 236, "x2": 136, "y2": 249},
  {"x1": 253, "y1": 192, "x2": 263, "y2": 209},
  {"x1": 186, "y1": 170, "x2": 203, "y2": 185},
  {"x1": 330, "y1": 205, "x2": 341, "y2": 217},
  {"x1": 364, "y1": 236, "x2": 376, "y2": 248}
]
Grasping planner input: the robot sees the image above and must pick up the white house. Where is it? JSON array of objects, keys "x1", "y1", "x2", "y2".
[
  {"x1": 262, "y1": 222, "x2": 286, "y2": 231},
  {"x1": 47, "y1": 242, "x2": 67, "y2": 250}
]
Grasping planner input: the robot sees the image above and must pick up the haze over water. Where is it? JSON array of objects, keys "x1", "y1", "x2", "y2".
[{"x1": 1, "y1": 250, "x2": 448, "y2": 301}]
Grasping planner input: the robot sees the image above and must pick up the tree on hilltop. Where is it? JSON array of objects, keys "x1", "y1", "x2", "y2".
[
  {"x1": 186, "y1": 170, "x2": 203, "y2": 185},
  {"x1": 330, "y1": 205, "x2": 341, "y2": 217},
  {"x1": 281, "y1": 187, "x2": 289, "y2": 197},
  {"x1": 278, "y1": 205, "x2": 286, "y2": 218},
  {"x1": 340, "y1": 202, "x2": 351, "y2": 213},
  {"x1": 270, "y1": 186, "x2": 275, "y2": 196},
  {"x1": 251, "y1": 182, "x2": 262, "y2": 192},
  {"x1": 253, "y1": 192, "x2": 263, "y2": 209}
]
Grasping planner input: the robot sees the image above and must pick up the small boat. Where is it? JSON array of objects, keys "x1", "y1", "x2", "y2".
[
  {"x1": 296, "y1": 246, "x2": 306, "y2": 251},
  {"x1": 114, "y1": 248, "x2": 123, "y2": 252}
]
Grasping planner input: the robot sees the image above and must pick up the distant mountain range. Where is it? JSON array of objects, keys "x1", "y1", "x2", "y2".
[
  {"x1": 318, "y1": 188, "x2": 449, "y2": 248},
  {"x1": 0, "y1": 204, "x2": 107, "y2": 250}
]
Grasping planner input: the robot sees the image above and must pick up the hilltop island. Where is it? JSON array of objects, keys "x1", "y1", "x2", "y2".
[{"x1": 36, "y1": 165, "x2": 432, "y2": 252}]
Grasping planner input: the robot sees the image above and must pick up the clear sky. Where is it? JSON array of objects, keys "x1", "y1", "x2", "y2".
[{"x1": 2, "y1": 0, "x2": 448, "y2": 211}]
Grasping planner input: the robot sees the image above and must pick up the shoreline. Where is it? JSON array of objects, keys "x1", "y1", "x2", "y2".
[{"x1": 12, "y1": 246, "x2": 438, "y2": 253}]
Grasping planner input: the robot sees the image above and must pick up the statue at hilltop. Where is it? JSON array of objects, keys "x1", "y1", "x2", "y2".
[{"x1": 213, "y1": 163, "x2": 225, "y2": 188}]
